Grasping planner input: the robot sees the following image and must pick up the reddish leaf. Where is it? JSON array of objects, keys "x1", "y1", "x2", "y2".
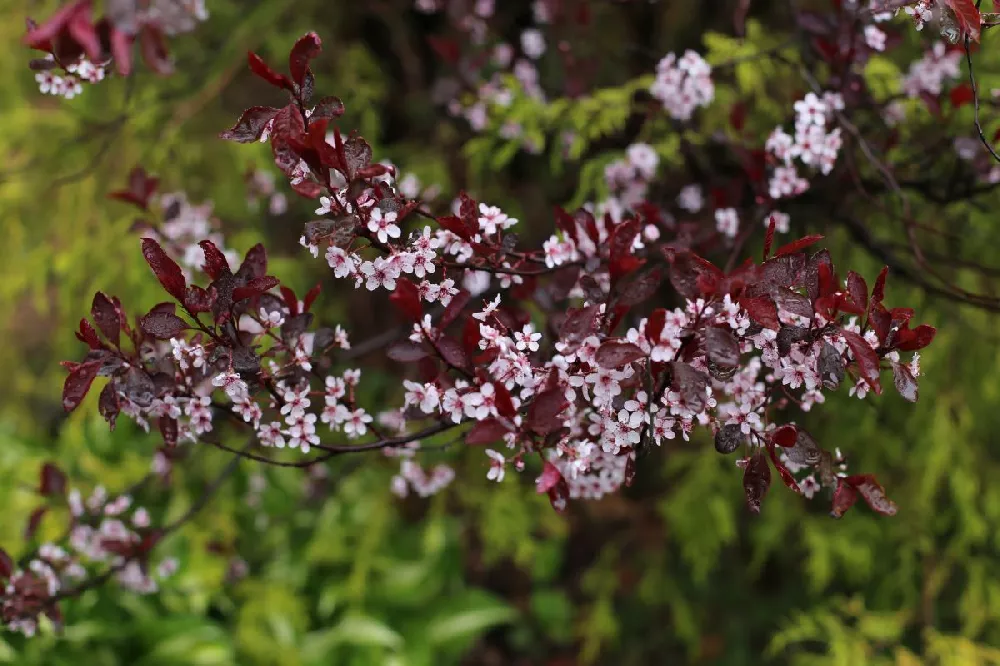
[
  {"x1": 891, "y1": 362, "x2": 919, "y2": 402},
  {"x1": 198, "y1": 240, "x2": 231, "y2": 279},
  {"x1": 740, "y1": 295, "x2": 780, "y2": 330},
  {"x1": 139, "y1": 24, "x2": 173, "y2": 75},
  {"x1": 232, "y1": 276, "x2": 280, "y2": 303},
  {"x1": 950, "y1": 82, "x2": 975, "y2": 108},
  {"x1": 765, "y1": 442, "x2": 802, "y2": 494},
  {"x1": 871, "y1": 266, "x2": 889, "y2": 306},
  {"x1": 141, "y1": 238, "x2": 186, "y2": 300},
  {"x1": 139, "y1": 311, "x2": 188, "y2": 339},
  {"x1": 62, "y1": 359, "x2": 102, "y2": 412},
  {"x1": 704, "y1": 327, "x2": 740, "y2": 371},
  {"x1": 279, "y1": 286, "x2": 299, "y2": 316},
  {"x1": 841, "y1": 329, "x2": 882, "y2": 394},
  {"x1": 76, "y1": 318, "x2": 102, "y2": 349},
  {"x1": 536, "y1": 462, "x2": 570, "y2": 513},
  {"x1": 109, "y1": 24, "x2": 132, "y2": 76},
  {"x1": 108, "y1": 166, "x2": 158, "y2": 211},
  {"x1": 763, "y1": 216, "x2": 776, "y2": 260},
  {"x1": 830, "y1": 478, "x2": 859, "y2": 518},
  {"x1": 311, "y1": 96, "x2": 345, "y2": 120},
  {"x1": 159, "y1": 417, "x2": 178, "y2": 448},
  {"x1": 671, "y1": 362, "x2": 711, "y2": 413},
  {"x1": 24, "y1": 507, "x2": 47, "y2": 541},
  {"x1": 536, "y1": 461, "x2": 564, "y2": 492},
  {"x1": 436, "y1": 336, "x2": 469, "y2": 371},
  {"x1": 183, "y1": 285, "x2": 213, "y2": 313},
  {"x1": 247, "y1": 51, "x2": 291, "y2": 90},
  {"x1": 39, "y1": 462, "x2": 67, "y2": 497},
  {"x1": 237, "y1": 244, "x2": 268, "y2": 282},
  {"x1": 847, "y1": 474, "x2": 898, "y2": 516},
  {"x1": 714, "y1": 423, "x2": 743, "y2": 454},
  {"x1": 390, "y1": 277, "x2": 423, "y2": 322},
  {"x1": 387, "y1": 340, "x2": 429, "y2": 363},
  {"x1": 465, "y1": 418, "x2": 513, "y2": 445},
  {"x1": 220, "y1": 106, "x2": 280, "y2": 143},
  {"x1": 559, "y1": 304, "x2": 601, "y2": 349},
  {"x1": 774, "y1": 234, "x2": 824, "y2": 258},
  {"x1": 0, "y1": 548, "x2": 12, "y2": 580},
  {"x1": 440, "y1": 289, "x2": 471, "y2": 329},
  {"x1": 868, "y1": 302, "x2": 892, "y2": 343},
  {"x1": 943, "y1": 0, "x2": 981, "y2": 41},
  {"x1": 528, "y1": 388, "x2": 569, "y2": 435},
  {"x1": 742, "y1": 450, "x2": 771, "y2": 514},
  {"x1": 91, "y1": 292, "x2": 121, "y2": 347},
  {"x1": 595, "y1": 341, "x2": 646, "y2": 369},
  {"x1": 896, "y1": 324, "x2": 936, "y2": 351},
  {"x1": 770, "y1": 424, "x2": 798, "y2": 448},
  {"x1": 846, "y1": 271, "x2": 868, "y2": 312},
  {"x1": 288, "y1": 32, "x2": 321, "y2": 86},
  {"x1": 99, "y1": 382, "x2": 120, "y2": 430},
  {"x1": 493, "y1": 382, "x2": 517, "y2": 419},
  {"x1": 616, "y1": 268, "x2": 663, "y2": 307},
  {"x1": 609, "y1": 219, "x2": 642, "y2": 282},
  {"x1": 302, "y1": 283, "x2": 322, "y2": 312}
]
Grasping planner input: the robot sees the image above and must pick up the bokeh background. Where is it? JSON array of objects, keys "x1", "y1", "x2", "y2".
[{"x1": 1, "y1": 1, "x2": 1000, "y2": 664}]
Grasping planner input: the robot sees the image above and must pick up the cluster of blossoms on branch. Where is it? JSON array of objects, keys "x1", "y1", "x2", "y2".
[
  {"x1": 23, "y1": 0, "x2": 209, "y2": 96},
  {"x1": 2, "y1": 465, "x2": 177, "y2": 637},
  {"x1": 13, "y1": 0, "x2": 990, "y2": 635}
]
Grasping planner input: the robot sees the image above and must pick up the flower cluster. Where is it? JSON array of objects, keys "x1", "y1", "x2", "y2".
[
  {"x1": 33, "y1": 55, "x2": 106, "y2": 99},
  {"x1": 4, "y1": 25, "x2": 949, "y2": 639},
  {"x1": 2, "y1": 475, "x2": 176, "y2": 638},
  {"x1": 650, "y1": 51, "x2": 715, "y2": 121},
  {"x1": 901, "y1": 41, "x2": 963, "y2": 98}
]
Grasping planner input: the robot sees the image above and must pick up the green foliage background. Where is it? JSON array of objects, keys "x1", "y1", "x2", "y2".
[{"x1": 1, "y1": 1, "x2": 999, "y2": 664}]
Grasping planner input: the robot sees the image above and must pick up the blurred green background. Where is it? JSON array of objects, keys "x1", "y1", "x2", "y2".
[{"x1": 2, "y1": 1, "x2": 1000, "y2": 664}]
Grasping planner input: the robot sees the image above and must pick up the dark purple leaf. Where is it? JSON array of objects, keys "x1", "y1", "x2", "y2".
[
  {"x1": 528, "y1": 388, "x2": 569, "y2": 436},
  {"x1": 616, "y1": 267, "x2": 663, "y2": 307},
  {"x1": 704, "y1": 327, "x2": 740, "y2": 369},
  {"x1": 846, "y1": 271, "x2": 868, "y2": 312},
  {"x1": 390, "y1": 278, "x2": 422, "y2": 322},
  {"x1": 742, "y1": 450, "x2": 771, "y2": 514},
  {"x1": 0, "y1": 548, "x2": 12, "y2": 580},
  {"x1": 24, "y1": 507, "x2": 47, "y2": 540},
  {"x1": 436, "y1": 336, "x2": 468, "y2": 371},
  {"x1": 387, "y1": 340, "x2": 429, "y2": 363},
  {"x1": 740, "y1": 295, "x2": 780, "y2": 330},
  {"x1": 62, "y1": 360, "x2": 102, "y2": 412},
  {"x1": 671, "y1": 362, "x2": 710, "y2": 413},
  {"x1": 714, "y1": 423, "x2": 743, "y2": 454},
  {"x1": 141, "y1": 237, "x2": 186, "y2": 301},
  {"x1": 247, "y1": 51, "x2": 291, "y2": 90},
  {"x1": 91, "y1": 292, "x2": 121, "y2": 347},
  {"x1": 139, "y1": 311, "x2": 188, "y2": 339},
  {"x1": 847, "y1": 475, "x2": 898, "y2": 515},
  {"x1": 288, "y1": 32, "x2": 322, "y2": 86},
  {"x1": 232, "y1": 276, "x2": 279, "y2": 303},
  {"x1": 98, "y1": 382, "x2": 120, "y2": 430},
  {"x1": 465, "y1": 418, "x2": 512, "y2": 445},
  {"x1": 595, "y1": 341, "x2": 645, "y2": 369},
  {"x1": 439, "y1": 289, "x2": 471, "y2": 330},
  {"x1": 818, "y1": 342, "x2": 845, "y2": 389},
  {"x1": 841, "y1": 329, "x2": 882, "y2": 394},
  {"x1": 774, "y1": 234, "x2": 824, "y2": 258},
  {"x1": 219, "y1": 106, "x2": 280, "y2": 143},
  {"x1": 830, "y1": 479, "x2": 859, "y2": 518},
  {"x1": 39, "y1": 462, "x2": 67, "y2": 497},
  {"x1": 891, "y1": 361, "x2": 918, "y2": 402},
  {"x1": 311, "y1": 95, "x2": 345, "y2": 120}
]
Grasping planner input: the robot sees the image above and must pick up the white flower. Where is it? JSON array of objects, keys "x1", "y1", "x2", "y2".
[
  {"x1": 485, "y1": 449, "x2": 506, "y2": 482},
  {"x1": 367, "y1": 209, "x2": 401, "y2": 244},
  {"x1": 521, "y1": 28, "x2": 546, "y2": 59},
  {"x1": 715, "y1": 208, "x2": 739, "y2": 239}
]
